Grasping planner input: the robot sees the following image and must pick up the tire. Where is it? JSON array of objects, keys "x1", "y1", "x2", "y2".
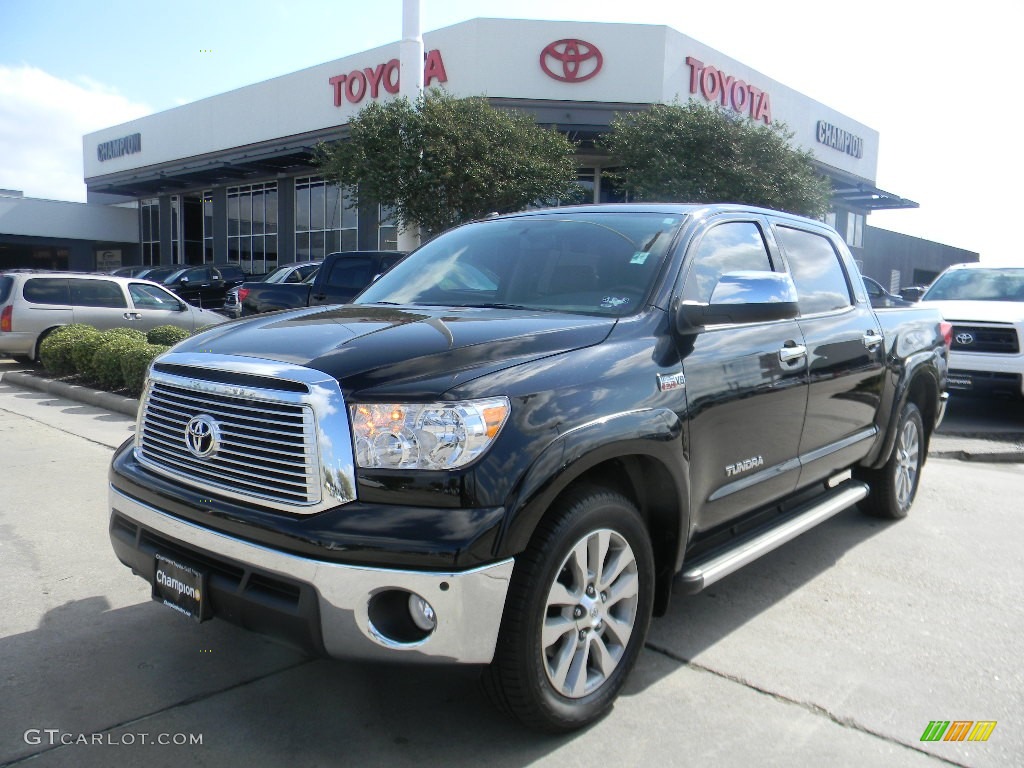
[
  {"x1": 858, "y1": 401, "x2": 924, "y2": 519},
  {"x1": 482, "y1": 487, "x2": 655, "y2": 732}
]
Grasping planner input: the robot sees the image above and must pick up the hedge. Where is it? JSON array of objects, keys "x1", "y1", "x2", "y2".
[
  {"x1": 147, "y1": 325, "x2": 193, "y2": 346},
  {"x1": 122, "y1": 343, "x2": 170, "y2": 396},
  {"x1": 36, "y1": 323, "x2": 199, "y2": 394},
  {"x1": 38, "y1": 324, "x2": 101, "y2": 376}
]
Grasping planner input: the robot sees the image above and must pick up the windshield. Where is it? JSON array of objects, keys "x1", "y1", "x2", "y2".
[
  {"x1": 922, "y1": 268, "x2": 1024, "y2": 302},
  {"x1": 355, "y1": 212, "x2": 684, "y2": 316}
]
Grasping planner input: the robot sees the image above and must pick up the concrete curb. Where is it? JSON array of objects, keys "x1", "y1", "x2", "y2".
[
  {"x1": 930, "y1": 449, "x2": 1024, "y2": 464},
  {"x1": 2, "y1": 371, "x2": 139, "y2": 418}
]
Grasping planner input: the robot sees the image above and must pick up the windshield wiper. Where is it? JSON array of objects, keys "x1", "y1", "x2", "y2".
[{"x1": 452, "y1": 302, "x2": 535, "y2": 310}]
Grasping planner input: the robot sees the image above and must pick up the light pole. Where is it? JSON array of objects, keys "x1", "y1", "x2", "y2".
[{"x1": 396, "y1": 0, "x2": 423, "y2": 252}]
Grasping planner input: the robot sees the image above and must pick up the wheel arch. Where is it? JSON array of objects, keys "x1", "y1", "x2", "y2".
[
  {"x1": 865, "y1": 361, "x2": 941, "y2": 471},
  {"x1": 496, "y1": 408, "x2": 689, "y2": 617}
]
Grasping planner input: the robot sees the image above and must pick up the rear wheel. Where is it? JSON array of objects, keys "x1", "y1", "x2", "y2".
[
  {"x1": 858, "y1": 401, "x2": 924, "y2": 519},
  {"x1": 483, "y1": 487, "x2": 654, "y2": 732}
]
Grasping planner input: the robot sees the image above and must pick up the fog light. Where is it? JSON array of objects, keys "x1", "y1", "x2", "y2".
[{"x1": 408, "y1": 593, "x2": 437, "y2": 632}]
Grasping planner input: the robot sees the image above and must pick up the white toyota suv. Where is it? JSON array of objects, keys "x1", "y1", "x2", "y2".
[{"x1": 919, "y1": 263, "x2": 1024, "y2": 399}]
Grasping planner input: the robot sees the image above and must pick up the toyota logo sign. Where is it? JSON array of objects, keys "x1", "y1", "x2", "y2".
[
  {"x1": 540, "y1": 39, "x2": 603, "y2": 83},
  {"x1": 955, "y1": 332, "x2": 975, "y2": 346},
  {"x1": 185, "y1": 414, "x2": 220, "y2": 459}
]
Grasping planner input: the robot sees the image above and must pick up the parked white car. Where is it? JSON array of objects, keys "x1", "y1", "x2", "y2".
[
  {"x1": 919, "y1": 263, "x2": 1024, "y2": 399},
  {"x1": 0, "y1": 271, "x2": 227, "y2": 363}
]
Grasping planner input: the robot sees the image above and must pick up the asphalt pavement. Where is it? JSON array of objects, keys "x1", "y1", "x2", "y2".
[{"x1": 1, "y1": 359, "x2": 1021, "y2": 767}]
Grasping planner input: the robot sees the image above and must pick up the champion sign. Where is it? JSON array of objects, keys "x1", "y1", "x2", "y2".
[
  {"x1": 816, "y1": 121, "x2": 864, "y2": 159},
  {"x1": 96, "y1": 133, "x2": 142, "y2": 162}
]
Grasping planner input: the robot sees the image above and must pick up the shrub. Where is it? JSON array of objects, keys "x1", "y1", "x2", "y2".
[
  {"x1": 38, "y1": 324, "x2": 101, "y2": 376},
  {"x1": 86, "y1": 329, "x2": 149, "y2": 390},
  {"x1": 122, "y1": 343, "x2": 169, "y2": 397},
  {"x1": 147, "y1": 325, "x2": 192, "y2": 346}
]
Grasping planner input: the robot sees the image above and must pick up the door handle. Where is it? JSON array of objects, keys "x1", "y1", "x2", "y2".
[
  {"x1": 778, "y1": 343, "x2": 807, "y2": 363},
  {"x1": 122, "y1": 312, "x2": 141, "y2": 321},
  {"x1": 863, "y1": 330, "x2": 883, "y2": 348}
]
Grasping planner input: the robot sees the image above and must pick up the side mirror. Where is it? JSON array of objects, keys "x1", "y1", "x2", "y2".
[
  {"x1": 178, "y1": 276, "x2": 190, "y2": 284},
  {"x1": 677, "y1": 271, "x2": 799, "y2": 332}
]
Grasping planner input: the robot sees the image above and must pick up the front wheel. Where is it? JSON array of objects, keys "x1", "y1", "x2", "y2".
[
  {"x1": 483, "y1": 487, "x2": 654, "y2": 732},
  {"x1": 857, "y1": 401, "x2": 924, "y2": 519}
]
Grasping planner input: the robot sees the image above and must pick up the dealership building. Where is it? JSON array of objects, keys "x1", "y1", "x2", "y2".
[{"x1": 40, "y1": 17, "x2": 974, "y2": 286}]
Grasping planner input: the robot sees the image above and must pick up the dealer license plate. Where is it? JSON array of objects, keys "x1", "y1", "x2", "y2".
[
  {"x1": 152, "y1": 553, "x2": 209, "y2": 622},
  {"x1": 947, "y1": 375, "x2": 973, "y2": 390}
]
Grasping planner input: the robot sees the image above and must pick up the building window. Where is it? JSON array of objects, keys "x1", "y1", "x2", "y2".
[
  {"x1": 824, "y1": 211, "x2": 837, "y2": 230},
  {"x1": 140, "y1": 198, "x2": 160, "y2": 266},
  {"x1": 202, "y1": 191, "x2": 214, "y2": 263},
  {"x1": 294, "y1": 176, "x2": 357, "y2": 259},
  {"x1": 846, "y1": 212, "x2": 863, "y2": 249},
  {"x1": 227, "y1": 182, "x2": 278, "y2": 274},
  {"x1": 378, "y1": 205, "x2": 398, "y2": 250}
]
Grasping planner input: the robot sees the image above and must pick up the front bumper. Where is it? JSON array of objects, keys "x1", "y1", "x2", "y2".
[
  {"x1": 109, "y1": 485, "x2": 514, "y2": 664},
  {"x1": 947, "y1": 351, "x2": 1024, "y2": 398}
]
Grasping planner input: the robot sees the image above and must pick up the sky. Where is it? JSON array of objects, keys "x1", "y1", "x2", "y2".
[{"x1": 0, "y1": 0, "x2": 1018, "y2": 262}]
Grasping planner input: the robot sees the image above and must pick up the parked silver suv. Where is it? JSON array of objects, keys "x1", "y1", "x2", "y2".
[{"x1": 0, "y1": 271, "x2": 228, "y2": 362}]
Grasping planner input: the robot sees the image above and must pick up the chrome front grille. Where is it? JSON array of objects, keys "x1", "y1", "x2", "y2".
[
  {"x1": 141, "y1": 382, "x2": 317, "y2": 504},
  {"x1": 134, "y1": 353, "x2": 357, "y2": 514}
]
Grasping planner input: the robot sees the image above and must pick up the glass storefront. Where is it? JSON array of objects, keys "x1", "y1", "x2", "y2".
[
  {"x1": 227, "y1": 182, "x2": 278, "y2": 274},
  {"x1": 295, "y1": 176, "x2": 358, "y2": 260},
  {"x1": 139, "y1": 198, "x2": 160, "y2": 266}
]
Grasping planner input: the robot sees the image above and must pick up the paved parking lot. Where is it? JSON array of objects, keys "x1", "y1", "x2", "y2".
[{"x1": 0, "y1": 365, "x2": 1021, "y2": 767}]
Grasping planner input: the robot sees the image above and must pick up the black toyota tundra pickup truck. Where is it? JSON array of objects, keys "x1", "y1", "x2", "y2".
[{"x1": 108, "y1": 204, "x2": 949, "y2": 732}]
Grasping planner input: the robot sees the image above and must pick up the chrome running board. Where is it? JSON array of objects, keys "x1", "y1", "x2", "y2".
[{"x1": 678, "y1": 480, "x2": 869, "y2": 594}]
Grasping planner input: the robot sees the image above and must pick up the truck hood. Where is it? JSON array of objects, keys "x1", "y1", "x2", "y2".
[
  {"x1": 175, "y1": 304, "x2": 616, "y2": 397},
  {"x1": 919, "y1": 299, "x2": 1024, "y2": 324}
]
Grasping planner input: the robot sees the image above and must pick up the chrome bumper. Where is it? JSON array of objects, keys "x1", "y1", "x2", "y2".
[{"x1": 110, "y1": 486, "x2": 514, "y2": 664}]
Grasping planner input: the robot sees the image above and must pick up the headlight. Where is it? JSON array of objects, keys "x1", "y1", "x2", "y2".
[{"x1": 350, "y1": 397, "x2": 510, "y2": 470}]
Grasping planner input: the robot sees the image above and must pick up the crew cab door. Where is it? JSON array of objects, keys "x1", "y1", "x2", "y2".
[
  {"x1": 771, "y1": 223, "x2": 885, "y2": 486},
  {"x1": 676, "y1": 217, "x2": 809, "y2": 535}
]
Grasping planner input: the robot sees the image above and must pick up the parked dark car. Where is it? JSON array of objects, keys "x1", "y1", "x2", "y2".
[
  {"x1": 157, "y1": 263, "x2": 246, "y2": 310},
  {"x1": 107, "y1": 266, "x2": 154, "y2": 278},
  {"x1": 863, "y1": 276, "x2": 914, "y2": 308},
  {"x1": 238, "y1": 251, "x2": 404, "y2": 316},
  {"x1": 223, "y1": 261, "x2": 322, "y2": 318}
]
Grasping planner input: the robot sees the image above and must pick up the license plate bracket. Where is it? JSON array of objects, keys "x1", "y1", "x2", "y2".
[{"x1": 152, "y1": 552, "x2": 209, "y2": 622}]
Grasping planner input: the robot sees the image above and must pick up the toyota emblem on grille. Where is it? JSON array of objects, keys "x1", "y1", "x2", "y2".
[
  {"x1": 955, "y1": 332, "x2": 975, "y2": 345},
  {"x1": 539, "y1": 39, "x2": 603, "y2": 83},
  {"x1": 185, "y1": 415, "x2": 220, "y2": 459}
]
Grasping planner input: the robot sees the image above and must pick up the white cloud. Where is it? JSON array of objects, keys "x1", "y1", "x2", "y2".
[{"x1": 0, "y1": 65, "x2": 151, "y2": 202}]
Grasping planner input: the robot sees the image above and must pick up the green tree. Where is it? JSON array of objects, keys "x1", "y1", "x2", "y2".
[
  {"x1": 315, "y1": 89, "x2": 582, "y2": 237},
  {"x1": 599, "y1": 101, "x2": 832, "y2": 217}
]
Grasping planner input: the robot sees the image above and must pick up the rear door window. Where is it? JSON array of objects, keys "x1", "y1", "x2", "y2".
[
  {"x1": 775, "y1": 226, "x2": 852, "y2": 314},
  {"x1": 70, "y1": 279, "x2": 128, "y2": 308},
  {"x1": 24, "y1": 278, "x2": 71, "y2": 305}
]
